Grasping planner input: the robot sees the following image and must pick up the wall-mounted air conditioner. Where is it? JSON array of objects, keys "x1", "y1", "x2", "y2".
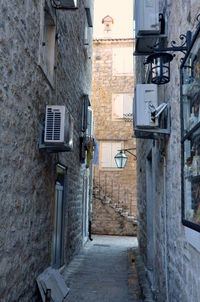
[
  {"x1": 134, "y1": 0, "x2": 160, "y2": 37},
  {"x1": 40, "y1": 105, "x2": 74, "y2": 152},
  {"x1": 52, "y1": 0, "x2": 78, "y2": 9},
  {"x1": 134, "y1": 84, "x2": 158, "y2": 128},
  {"x1": 133, "y1": 84, "x2": 171, "y2": 139},
  {"x1": 134, "y1": 0, "x2": 165, "y2": 54}
]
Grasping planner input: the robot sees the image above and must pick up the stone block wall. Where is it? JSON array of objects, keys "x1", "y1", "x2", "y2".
[
  {"x1": 0, "y1": 0, "x2": 93, "y2": 300},
  {"x1": 92, "y1": 197, "x2": 137, "y2": 236},
  {"x1": 92, "y1": 39, "x2": 137, "y2": 232},
  {"x1": 136, "y1": 1, "x2": 200, "y2": 302}
]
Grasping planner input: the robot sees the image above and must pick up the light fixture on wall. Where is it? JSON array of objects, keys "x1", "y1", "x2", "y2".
[
  {"x1": 114, "y1": 148, "x2": 136, "y2": 169},
  {"x1": 146, "y1": 52, "x2": 173, "y2": 84},
  {"x1": 145, "y1": 30, "x2": 193, "y2": 85}
]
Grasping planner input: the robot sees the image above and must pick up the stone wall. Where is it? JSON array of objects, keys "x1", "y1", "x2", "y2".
[
  {"x1": 92, "y1": 197, "x2": 137, "y2": 236},
  {"x1": 0, "y1": 0, "x2": 93, "y2": 300},
  {"x1": 92, "y1": 39, "x2": 137, "y2": 233},
  {"x1": 136, "y1": 1, "x2": 200, "y2": 302}
]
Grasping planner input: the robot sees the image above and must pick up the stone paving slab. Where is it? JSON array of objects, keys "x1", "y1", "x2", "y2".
[{"x1": 62, "y1": 236, "x2": 145, "y2": 302}]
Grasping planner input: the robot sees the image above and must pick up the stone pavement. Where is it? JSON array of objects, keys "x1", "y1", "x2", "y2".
[{"x1": 62, "y1": 236, "x2": 154, "y2": 302}]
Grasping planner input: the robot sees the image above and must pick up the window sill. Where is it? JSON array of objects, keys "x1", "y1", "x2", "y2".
[{"x1": 185, "y1": 226, "x2": 200, "y2": 253}]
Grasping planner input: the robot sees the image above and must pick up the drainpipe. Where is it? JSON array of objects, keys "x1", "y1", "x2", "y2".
[{"x1": 163, "y1": 155, "x2": 169, "y2": 302}]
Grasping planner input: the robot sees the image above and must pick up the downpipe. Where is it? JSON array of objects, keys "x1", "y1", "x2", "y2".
[{"x1": 163, "y1": 155, "x2": 169, "y2": 302}]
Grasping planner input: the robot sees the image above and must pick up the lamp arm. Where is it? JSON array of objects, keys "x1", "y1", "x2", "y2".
[
  {"x1": 117, "y1": 148, "x2": 137, "y2": 159},
  {"x1": 125, "y1": 150, "x2": 137, "y2": 159}
]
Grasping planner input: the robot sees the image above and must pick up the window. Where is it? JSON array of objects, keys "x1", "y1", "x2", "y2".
[
  {"x1": 101, "y1": 141, "x2": 123, "y2": 168},
  {"x1": 38, "y1": 0, "x2": 56, "y2": 86},
  {"x1": 112, "y1": 94, "x2": 133, "y2": 120},
  {"x1": 112, "y1": 47, "x2": 133, "y2": 75},
  {"x1": 181, "y1": 25, "x2": 200, "y2": 232},
  {"x1": 84, "y1": 8, "x2": 93, "y2": 59}
]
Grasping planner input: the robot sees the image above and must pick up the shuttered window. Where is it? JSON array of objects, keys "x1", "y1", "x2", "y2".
[
  {"x1": 112, "y1": 94, "x2": 133, "y2": 119},
  {"x1": 112, "y1": 47, "x2": 133, "y2": 75},
  {"x1": 101, "y1": 141, "x2": 123, "y2": 168}
]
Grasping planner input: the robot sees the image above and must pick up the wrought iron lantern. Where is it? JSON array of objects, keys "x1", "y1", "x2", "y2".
[
  {"x1": 146, "y1": 52, "x2": 173, "y2": 85},
  {"x1": 144, "y1": 29, "x2": 194, "y2": 85},
  {"x1": 114, "y1": 151, "x2": 128, "y2": 169},
  {"x1": 114, "y1": 148, "x2": 136, "y2": 169}
]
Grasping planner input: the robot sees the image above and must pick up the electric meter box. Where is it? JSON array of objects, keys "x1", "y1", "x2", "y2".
[
  {"x1": 134, "y1": 0, "x2": 160, "y2": 37},
  {"x1": 134, "y1": 84, "x2": 158, "y2": 128}
]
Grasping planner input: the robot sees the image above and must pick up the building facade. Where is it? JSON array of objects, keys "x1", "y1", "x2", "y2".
[
  {"x1": 92, "y1": 33, "x2": 137, "y2": 236},
  {"x1": 135, "y1": 1, "x2": 200, "y2": 301},
  {"x1": 0, "y1": 0, "x2": 94, "y2": 300}
]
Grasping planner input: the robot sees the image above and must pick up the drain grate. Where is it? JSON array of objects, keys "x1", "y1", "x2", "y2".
[{"x1": 93, "y1": 244, "x2": 110, "y2": 247}]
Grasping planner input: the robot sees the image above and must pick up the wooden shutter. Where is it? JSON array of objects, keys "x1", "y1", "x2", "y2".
[
  {"x1": 123, "y1": 95, "x2": 133, "y2": 118},
  {"x1": 112, "y1": 94, "x2": 124, "y2": 119},
  {"x1": 111, "y1": 142, "x2": 122, "y2": 167},
  {"x1": 101, "y1": 142, "x2": 112, "y2": 167}
]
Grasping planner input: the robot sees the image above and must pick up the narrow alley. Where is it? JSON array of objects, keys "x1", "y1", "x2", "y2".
[
  {"x1": 1, "y1": 0, "x2": 200, "y2": 301},
  {"x1": 62, "y1": 236, "x2": 153, "y2": 302}
]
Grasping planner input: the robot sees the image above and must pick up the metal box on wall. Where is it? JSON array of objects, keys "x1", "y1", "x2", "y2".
[{"x1": 134, "y1": 84, "x2": 158, "y2": 128}]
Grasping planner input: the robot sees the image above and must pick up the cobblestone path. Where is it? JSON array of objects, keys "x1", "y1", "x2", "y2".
[{"x1": 62, "y1": 236, "x2": 152, "y2": 302}]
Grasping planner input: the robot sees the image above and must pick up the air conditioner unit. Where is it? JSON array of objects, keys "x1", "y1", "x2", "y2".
[
  {"x1": 44, "y1": 105, "x2": 74, "y2": 151},
  {"x1": 133, "y1": 84, "x2": 158, "y2": 128},
  {"x1": 87, "y1": 107, "x2": 94, "y2": 139},
  {"x1": 52, "y1": 0, "x2": 78, "y2": 9},
  {"x1": 134, "y1": 0, "x2": 162, "y2": 54},
  {"x1": 134, "y1": 0, "x2": 160, "y2": 37}
]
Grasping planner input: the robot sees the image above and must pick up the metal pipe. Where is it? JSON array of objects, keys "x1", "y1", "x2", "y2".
[{"x1": 163, "y1": 156, "x2": 169, "y2": 302}]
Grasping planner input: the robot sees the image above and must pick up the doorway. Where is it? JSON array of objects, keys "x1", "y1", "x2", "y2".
[
  {"x1": 82, "y1": 170, "x2": 89, "y2": 244},
  {"x1": 146, "y1": 150, "x2": 155, "y2": 289},
  {"x1": 52, "y1": 164, "x2": 67, "y2": 268}
]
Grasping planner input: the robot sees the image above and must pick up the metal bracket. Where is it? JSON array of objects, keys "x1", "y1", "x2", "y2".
[
  {"x1": 39, "y1": 123, "x2": 71, "y2": 153},
  {"x1": 133, "y1": 104, "x2": 171, "y2": 140}
]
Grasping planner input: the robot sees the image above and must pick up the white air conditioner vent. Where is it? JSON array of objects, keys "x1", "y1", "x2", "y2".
[
  {"x1": 44, "y1": 105, "x2": 74, "y2": 151},
  {"x1": 53, "y1": 0, "x2": 77, "y2": 9},
  {"x1": 45, "y1": 106, "x2": 65, "y2": 143},
  {"x1": 133, "y1": 84, "x2": 158, "y2": 128}
]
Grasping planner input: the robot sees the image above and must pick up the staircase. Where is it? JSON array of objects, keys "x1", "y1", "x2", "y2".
[
  {"x1": 93, "y1": 185, "x2": 137, "y2": 223},
  {"x1": 92, "y1": 178, "x2": 137, "y2": 236}
]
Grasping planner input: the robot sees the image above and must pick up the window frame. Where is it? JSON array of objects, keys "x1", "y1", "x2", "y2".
[
  {"x1": 181, "y1": 24, "x2": 200, "y2": 233},
  {"x1": 112, "y1": 93, "x2": 133, "y2": 120},
  {"x1": 112, "y1": 47, "x2": 134, "y2": 76},
  {"x1": 100, "y1": 141, "x2": 124, "y2": 170},
  {"x1": 38, "y1": 0, "x2": 56, "y2": 88}
]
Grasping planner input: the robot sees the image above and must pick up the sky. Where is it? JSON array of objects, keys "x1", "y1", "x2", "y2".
[{"x1": 93, "y1": 0, "x2": 134, "y2": 39}]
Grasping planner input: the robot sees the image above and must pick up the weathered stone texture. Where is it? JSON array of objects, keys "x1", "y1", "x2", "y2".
[
  {"x1": 92, "y1": 39, "x2": 137, "y2": 235},
  {"x1": 0, "y1": 0, "x2": 93, "y2": 300},
  {"x1": 92, "y1": 197, "x2": 137, "y2": 236},
  {"x1": 136, "y1": 1, "x2": 200, "y2": 302}
]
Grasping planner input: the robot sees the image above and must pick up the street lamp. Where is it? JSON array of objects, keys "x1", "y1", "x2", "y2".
[
  {"x1": 114, "y1": 148, "x2": 136, "y2": 169},
  {"x1": 146, "y1": 52, "x2": 173, "y2": 85},
  {"x1": 114, "y1": 150, "x2": 128, "y2": 169},
  {"x1": 145, "y1": 30, "x2": 192, "y2": 85}
]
